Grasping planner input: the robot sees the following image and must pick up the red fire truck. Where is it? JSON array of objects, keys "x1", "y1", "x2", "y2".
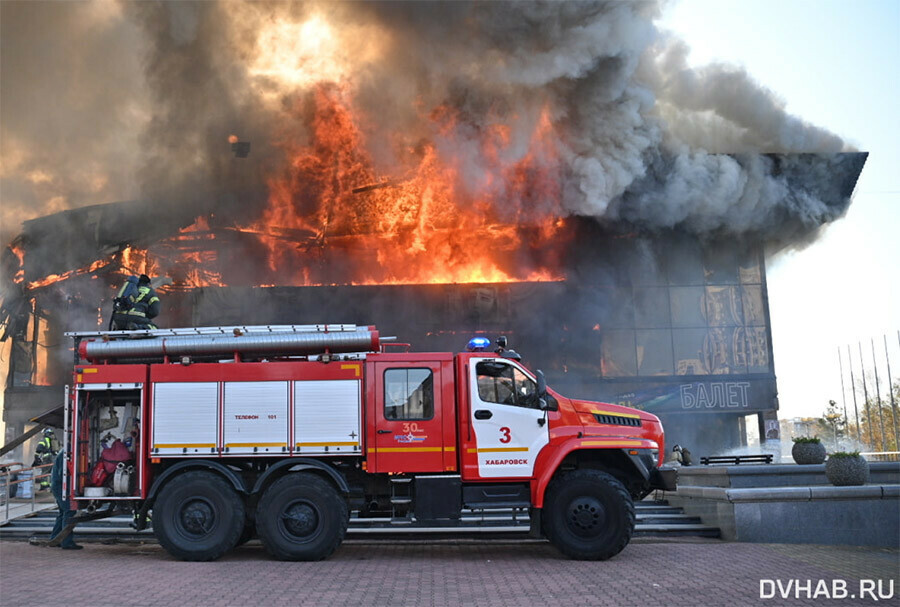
[{"x1": 62, "y1": 324, "x2": 674, "y2": 561}]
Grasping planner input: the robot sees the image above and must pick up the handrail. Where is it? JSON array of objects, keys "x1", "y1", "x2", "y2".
[
  {"x1": 860, "y1": 451, "x2": 900, "y2": 462},
  {"x1": 1, "y1": 461, "x2": 54, "y2": 523},
  {"x1": 3, "y1": 462, "x2": 54, "y2": 485},
  {"x1": 65, "y1": 324, "x2": 361, "y2": 339}
]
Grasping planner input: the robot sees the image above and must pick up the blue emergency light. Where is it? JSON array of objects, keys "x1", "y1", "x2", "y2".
[{"x1": 466, "y1": 336, "x2": 491, "y2": 352}]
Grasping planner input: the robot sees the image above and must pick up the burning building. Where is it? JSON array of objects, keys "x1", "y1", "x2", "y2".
[
  {"x1": 0, "y1": 2, "x2": 867, "y2": 460},
  {"x1": 0, "y1": 151, "x2": 865, "y2": 460}
]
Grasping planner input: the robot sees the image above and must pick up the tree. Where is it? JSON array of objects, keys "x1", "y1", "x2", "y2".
[{"x1": 843, "y1": 381, "x2": 899, "y2": 453}]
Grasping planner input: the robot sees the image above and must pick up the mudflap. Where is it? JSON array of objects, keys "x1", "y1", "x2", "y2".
[
  {"x1": 649, "y1": 466, "x2": 677, "y2": 491},
  {"x1": 528, "y1": 508, "x2": 543, "y2": 538}
]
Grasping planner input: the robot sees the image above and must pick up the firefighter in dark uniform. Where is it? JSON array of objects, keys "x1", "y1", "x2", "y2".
[
  {"x1": 49, "y1": 448, "x2": 81, "y2": 549},
  {"x1": 33, "y1": 428, "x2": 57, "y2": 490},
  {"x1": 112, "y1": 274, "x2": 161, "y2": 331}
]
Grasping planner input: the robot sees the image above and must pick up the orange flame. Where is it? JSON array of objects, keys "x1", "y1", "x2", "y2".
[
  {"x1": 21, "y1": 86, "x2": 571, "y2": 290},
  {"x1": 25, "y1": 257, "x2": 113, "y2": 290},
  {"x1": 250, "y1": 84, "x2": 568, "y2": 286},
  {"x1": 11, "y1": 245, "x2": 25, "y2": 284}
]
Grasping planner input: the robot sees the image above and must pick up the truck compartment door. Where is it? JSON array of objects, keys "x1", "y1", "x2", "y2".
[
  {"x1": 223, "y1": 381, "x2": 289, "y2": 455},
  {"x1": 293, "y1": 379, "x2": 362, "y2": 455},
  {"x1": 152, "y1": 382, "x2": 218, "y2": 455}
]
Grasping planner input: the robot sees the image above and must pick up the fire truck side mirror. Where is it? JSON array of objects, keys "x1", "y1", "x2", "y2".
[{"x1": 536, "y1": 369, "x2": 547, "y2": 397}]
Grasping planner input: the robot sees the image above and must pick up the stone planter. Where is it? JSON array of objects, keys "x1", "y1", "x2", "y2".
[
  {"x1": 825, "y1": 454, "x2": 870, "y2": 486},
  {"x1": 792, "y1": 441, "x2": 826, "y2": 465}
]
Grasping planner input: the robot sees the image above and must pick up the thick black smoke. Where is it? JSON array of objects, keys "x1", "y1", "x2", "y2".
[{"x1": 1, "y1": 1, "x2": 859, "y2": 251}]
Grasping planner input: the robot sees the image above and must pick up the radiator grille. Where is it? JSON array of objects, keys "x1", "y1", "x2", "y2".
[{"x1": 593, "y1": 413, "x2": 642, "y2": 427}]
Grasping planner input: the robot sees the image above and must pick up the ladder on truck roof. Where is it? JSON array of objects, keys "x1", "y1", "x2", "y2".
[
  {"x1": 64, "y1": 324, "x2": 363, "y2": 339},
  {"x1": 66, "y1": 324, "x2": 393, "y2": 364}
]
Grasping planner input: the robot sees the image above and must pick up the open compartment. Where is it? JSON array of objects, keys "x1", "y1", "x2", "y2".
[{"x1": 73, "y1": 385, "x2": 144, "y2": 500}]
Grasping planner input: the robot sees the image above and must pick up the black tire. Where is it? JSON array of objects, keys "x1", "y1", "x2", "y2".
[
  {"x1": 542, "y1": 469, "x2": 635, "y2": 560},
  {"x1": 153, "y1": 470, "x2": 245, "y2": 562},
  {"x1": 256, "y1": 472, "x2": 348, "y2": 561}
]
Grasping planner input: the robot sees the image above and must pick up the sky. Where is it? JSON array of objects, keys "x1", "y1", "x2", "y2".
[{"x1": 660, "y1": 0, "x2": 900, "y2": 421}]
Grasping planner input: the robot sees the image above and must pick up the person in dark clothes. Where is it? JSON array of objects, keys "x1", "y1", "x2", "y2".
[
  {"x1": 111, "y1": 274, "x2": 160, "y2": 331},
  {"x1": 49, "y1": 449, "x2": 81, "y2": 549}
]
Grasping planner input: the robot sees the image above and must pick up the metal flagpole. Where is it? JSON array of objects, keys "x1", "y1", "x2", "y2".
[
  {"x1": 848, "y1": 345, "x2": 862, "y2": 444},
  {"x1": 838, "y1": 347, "x2": 849, "y2": 423},
  {"x1": 885, "y1": 334, "x2": 899, "y2": 450},
  {"x1": 871, "y1": 338, "x2": 887, "y2": 451},
  {"x1": 859, "y1": 342, "x2": 873, "y2": 447}
]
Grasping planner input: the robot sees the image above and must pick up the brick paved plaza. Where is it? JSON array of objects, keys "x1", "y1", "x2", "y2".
[{"x1": 1, "y1": 538, "x2": 897, "y2": 606}]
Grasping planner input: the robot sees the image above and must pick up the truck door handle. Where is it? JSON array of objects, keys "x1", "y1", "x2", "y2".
[
  {"x1": 377, "y1": 430, "x2": 391, "y2": 434},
  {"x1": 474, "y1": 410, "x2": 493, "y2": 420}
]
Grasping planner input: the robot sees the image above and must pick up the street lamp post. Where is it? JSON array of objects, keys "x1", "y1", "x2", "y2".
[{"x1": 824, "y1": 410, "x2": 842, "y2": 451}]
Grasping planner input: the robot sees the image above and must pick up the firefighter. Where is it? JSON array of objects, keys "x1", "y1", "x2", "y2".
[
  {"x1": 33, "y1": 428, "x2": 57, "y2": 490},
  {"x1": 111, "y1": 274, "x2": 160, "y2": 331},
  {"x1": 49, "y1": 449, "x2": 81, "y2": 549}
]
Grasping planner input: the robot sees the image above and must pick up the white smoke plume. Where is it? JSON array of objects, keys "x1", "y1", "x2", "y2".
[{"x1": 0, "y1": 1, "x2": 860, "y2": 248}]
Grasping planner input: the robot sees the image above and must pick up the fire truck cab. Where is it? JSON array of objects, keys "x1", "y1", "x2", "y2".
[{"x1": 64, "y1": 324, "x2": 674, "y2": 562}]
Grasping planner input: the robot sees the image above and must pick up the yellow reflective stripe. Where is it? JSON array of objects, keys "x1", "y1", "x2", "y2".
[
  {"x1": 226, "y1": 443, "x2": 286, "y2": 448},
  {"x1": 590, "y1": 409, "x2": 641, "y2": 419},
  {"x1": 153, "y1": 443, "x2": 216, "y2": 448},
  {"x1": 148, "y1": 296, "x2": 159, "y2": 304},
  {"x1": 295, "y1": 442, "x2": 359, "y2": 447},
  {"x1": 466, "y1": 447, "x2": 529, "y2": 454},
  {"x1": 443, "y1": 446, "x2": 456, "y2": 452},
  {"x1": 125, "y1": 310, "x2": 146, "y2": 316},
  {"x1": 581, "y1": 440, "x2": 645, "y2": 447},
  {"x1": 82, "y1": 368, "x2": 98, "y2": 374},
  {"x1": 368, "y1": 447, "x2": 443, "y2": 453},
  {"x1": 117, "y1": 283, "x2": 129, "y2": 297},
  {"x1": 340, "y1": 363, "x2": 361, "y2": 377}
]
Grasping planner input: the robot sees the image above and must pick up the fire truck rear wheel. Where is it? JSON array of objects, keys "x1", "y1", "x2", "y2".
[
  {"x1": 542, "y1": 469, "x2": 635, "y2": 560},
  {"x1": 153, "y1": 470, "x2": 246, "y2": 562},
  {"x1": 256, "y1": 472, "x2": 348, "y2": 561}
]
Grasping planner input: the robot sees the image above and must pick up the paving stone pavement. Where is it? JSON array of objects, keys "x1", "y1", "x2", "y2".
[{"x1": 0, "y1": 538, "x2": 897, "y2": 607}]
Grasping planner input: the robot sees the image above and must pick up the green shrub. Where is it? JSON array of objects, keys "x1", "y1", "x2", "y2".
[
  {"x1": 828, "y1": 451, "x2": 861, "y2": 458},
  {"x1": 792, "y1": 436, "x2": 821, "y2": 444}
]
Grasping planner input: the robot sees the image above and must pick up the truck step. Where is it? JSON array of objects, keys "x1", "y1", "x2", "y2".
[{"x1": 464, "y1": 500, "x2": 531, "y2": 510}]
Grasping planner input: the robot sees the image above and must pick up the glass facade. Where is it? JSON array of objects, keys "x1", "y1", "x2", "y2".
[{"x1": 595, "y1": 236, "x2": 770, "y2": 380}]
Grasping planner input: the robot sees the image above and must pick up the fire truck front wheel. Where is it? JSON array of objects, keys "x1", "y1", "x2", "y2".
[
  {"x1": 153, "y1": 470, "x2": 246, "y2": 562},
  {"x1": 256, "y1": 472, "x2": 348, "y2": 561},
  {"x1": 542, "y1": 469, "x2": 635, "y2": 560}
]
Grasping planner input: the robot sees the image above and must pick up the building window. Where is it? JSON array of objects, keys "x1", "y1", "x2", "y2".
[
  {"x1": 600, "y1": 330, "x2": 638, "y2": 377},
  {"x1": 384, "y1": 368, "x2": 434, "y2": 420},
  {"x1": 636, "y1": 329, "x2": 674, "y2": 376}
]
